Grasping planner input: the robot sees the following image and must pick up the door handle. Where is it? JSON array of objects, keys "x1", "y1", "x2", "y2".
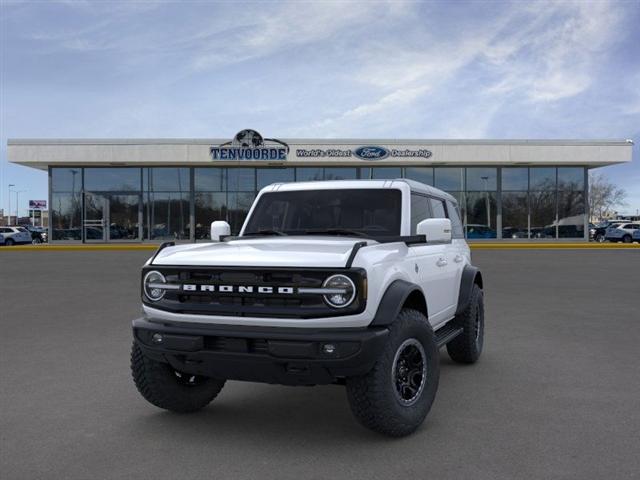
[
  {"x1": 454, "y1": 254, "x2": 464, "y2": 263},
  {"x1": 436, "y1": 258, "x2": 448, "y2": 267}
]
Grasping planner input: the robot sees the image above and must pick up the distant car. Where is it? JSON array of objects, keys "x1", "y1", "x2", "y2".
[
  {"x1": 605, "y1": 223, "x2": 640, "y2": 243},
  {"x1": 591, "y1": 220, "x2": 626, "y2": 242},
  {"x1": 20, "y1": 225, "x2": 48, "y2": 244},
  {"x1": 0, "y1": 226, "x2": 32, "y2": 245},
  {"x1": 502, "y1": 227, "x2": 528, "y2": 239},
  {"x1": 466, "y1": 224, "x2": 497, "y2": 239}
]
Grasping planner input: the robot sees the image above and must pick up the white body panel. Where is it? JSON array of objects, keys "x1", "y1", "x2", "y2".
[{"x1": 143, "y1": 180, "x2": 471, "y2": 329}]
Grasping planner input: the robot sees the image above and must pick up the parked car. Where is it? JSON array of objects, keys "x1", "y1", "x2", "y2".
[
  {"x1": 20, "y1": 225, "x2": 48, "y2": 244},
  {"x1": 502, "y1": 227, "x2": 528, "y2": 239},
  {"x1": 591, "y1": 220, "x2": 626, "y2": 242},
  {"x1": 605, "y1": 223, "x2": 640, "y2": 243},
  {"x1": 0, "y1": 226, "x2": 33, "y2": 245},
  {"x1": 466, "y1": 224, "x2": 497, "y2": 239}
]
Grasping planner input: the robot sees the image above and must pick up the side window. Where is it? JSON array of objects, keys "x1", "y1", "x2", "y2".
[
  {"x1": 429, "y1": 198, "x2": 446, "y2": 218},
  {"x1": 446, "y1": 200, "x2": 465, "y2": 239},
  {"x1": 410, "y1": 194, "x2": 431, "y2": 234}
]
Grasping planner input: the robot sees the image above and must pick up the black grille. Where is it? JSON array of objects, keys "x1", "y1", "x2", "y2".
[{"x1": 142, "y1": 266, "x2": 366, "y2": 319}]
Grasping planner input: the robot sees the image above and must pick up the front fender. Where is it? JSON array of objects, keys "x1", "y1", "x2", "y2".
[{"x1": 370, "y1": 279, "x2": 425, "y2": 326}]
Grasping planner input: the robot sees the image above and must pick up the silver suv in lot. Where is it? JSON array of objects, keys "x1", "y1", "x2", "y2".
[
  {"x1": 0, "y1": 226, "x2": 32, "y2": 246},
  {"x1": 605, "y1": 223, "x2": 640, "y2": 243}
]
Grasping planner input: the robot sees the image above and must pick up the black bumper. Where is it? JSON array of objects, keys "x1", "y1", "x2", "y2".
[{"x1": 132, "y1": 318, "x2": 389, "y2": 386}]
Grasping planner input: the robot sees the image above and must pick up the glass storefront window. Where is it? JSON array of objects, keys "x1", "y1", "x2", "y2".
[
  {"x1": 434, "y1": 168, "x2": 464, "y2": 191},
  {"x1": 502, "y1": 192, "x2": 528, "y2": 239},
  {"x1": 195, "y1": 192, "x2": 226, "y2": 240},
  {"x1": 145, "y1": 168, "x2": 190, "y2": 192},
  {"x1": 557, "y1": 191, "x2": 585, "y2": 238},
  {"x1": 360, "y1": 167, "x2": 402, "y2": 179},
  {"x1": 530, "y1": 190, "x2": 556, "y2": 238},
  {"x1": 51, "y1": 168, "x2": 82, "y2": 193},
  {"x1": 145, "y1": 192, "x2": 190, "y2": 240},
  {"x1": 404, "y1": 167, "x2": 433, "y2": 185},
  {"x1": 529, "y1": 168, "x2": 556, "y2": 191},
  {"x1": 324, "y1": 168, "x2": 357, "y2": 180},
  {"x1": 466, "y1": 168, "x2": 497, "y2": 191},
  {"x1": 466, "y1": 192, "x2": 497, "y2": 238},
  {"x1": 502, "y1": 168, "x2": 528, "y2": 191},
  {"x1": 195, "y1": 168, "x2": 225, "y2": 191},
  {"x1": 296, "y1": 168, "x2": 324, "y2": 182},
  {"x1": 227, "y1": 168, "x2": 255, "y2": 191},
  {"x1": 257, "y1": 168, "x2": 295, "y2": 190},
  {"x1": 228, "y1": 192, "x2": 256, "y2": 234},
  {"x1": 84, "y1": 168, "x2": 141, "y2": 191},
  {"x1": 557, "y1": 167, "x2": 584, "y2": 191},
  {"x1": 51, "y1": 192, "x2": 82, "y2": 240}
]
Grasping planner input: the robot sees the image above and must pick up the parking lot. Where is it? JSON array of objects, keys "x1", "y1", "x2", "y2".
[{"x1": 1, "y1": 249, "x2": 639, "y2": 480}]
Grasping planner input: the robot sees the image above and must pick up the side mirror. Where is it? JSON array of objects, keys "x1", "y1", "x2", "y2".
[
  {"x1": 417, "y1": 218, "x2": 452, "y2": 243},
  {"x1": 210, "y1": 221, "x2": 231, "y2": 242}
]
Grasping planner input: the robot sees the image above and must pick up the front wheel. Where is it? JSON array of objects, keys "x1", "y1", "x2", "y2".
[
  {"x1": 346, "y1": 309, "x2": 439, "y2": 437},
  {"x1": 595, "y1": 233, "x2": 605, "y2": 243},
  {"x1": 131, "y1": 342, "x2": 225, "y2": 413},
  {"x1": 32, "y1": 237, "x2": 42, "y2": 244},
  {"x1": 622, "y1": 235, "x2": 632, "y2": 243}
]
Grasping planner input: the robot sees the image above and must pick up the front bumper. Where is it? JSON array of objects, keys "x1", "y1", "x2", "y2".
[{"x1": 133, "y1": 317, "x2": 389, "y2": 386}]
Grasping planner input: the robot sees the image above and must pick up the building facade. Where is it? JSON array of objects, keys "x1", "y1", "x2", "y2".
[{"x1": 7, "y1": 132, "x2": 633, "y2": 242}]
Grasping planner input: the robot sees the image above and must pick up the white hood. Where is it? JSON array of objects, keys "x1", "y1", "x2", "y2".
[{"x1": 151, "y1": 237, "x2": 366, "y2": 268}]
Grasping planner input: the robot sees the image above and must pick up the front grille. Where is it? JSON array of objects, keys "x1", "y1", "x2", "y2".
[{"x1": 142, "y1": 266, "x2": 366, "y2": 319}]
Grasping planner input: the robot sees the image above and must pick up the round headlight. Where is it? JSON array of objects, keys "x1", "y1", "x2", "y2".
[
  {"x1": 144, "y1": 270, "x2": 166, "y2": 302},
  {"x1": 323, "y1": 274, "x2": 356, "y2": 308}
]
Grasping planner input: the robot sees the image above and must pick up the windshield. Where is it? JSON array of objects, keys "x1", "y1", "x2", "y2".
[{"x1": 243, "y1": 189, "x2": 402, "y2": 237}]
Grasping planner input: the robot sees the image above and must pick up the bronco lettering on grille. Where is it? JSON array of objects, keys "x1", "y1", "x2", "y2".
[{"x1": 182, "y1": 284, "x2": 295, "y2": 294}]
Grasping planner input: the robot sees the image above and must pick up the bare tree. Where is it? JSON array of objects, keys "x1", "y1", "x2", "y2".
[{"x1": 589, "y1": 172, "x2": 627, "y2": 221}]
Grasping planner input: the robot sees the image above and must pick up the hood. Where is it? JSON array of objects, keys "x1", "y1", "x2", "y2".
[{"x1": 152, "y1": 236, "x2": 367, "y2": 268}]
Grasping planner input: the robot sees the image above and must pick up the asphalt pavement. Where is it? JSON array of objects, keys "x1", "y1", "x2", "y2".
[{"x1": 1, "y1": 249, "x2": 639, "y2": 480}]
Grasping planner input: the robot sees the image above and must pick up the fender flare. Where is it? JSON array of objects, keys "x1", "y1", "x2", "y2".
[
  {"x1": 370, "y1": 279, "x2": 427, "y2": 326},
  {"x1": 455, "y1": 265, "x2": 483, "y2": 316}
]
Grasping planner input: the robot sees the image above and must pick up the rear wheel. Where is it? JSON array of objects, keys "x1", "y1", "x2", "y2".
[
  {"x1": 622, "y1": 234, "x2": 632, "y2": 243},
  {"x1": 346, "y1": 309, "x2": 439, "y2": 437},
  {"x1": 131, "y1": 342, "x2": 225, "y2": 413},
  {"x1": 5, "y1": 238, "x2": 14, "y2": 246},
  {"x1": 447, "y1": 283, "x2": 484, "y2": 364}
]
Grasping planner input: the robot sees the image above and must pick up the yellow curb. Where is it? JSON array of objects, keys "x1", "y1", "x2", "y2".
[
  {"x1": 1, "y1": 242, "x2": 639, "y2": 251},
  {"x1": 469, "y1": 243, "x2": 640, "y2": 249},
  {"x1": 0, "y1": 244, "x2": 158, "y2": 251}
]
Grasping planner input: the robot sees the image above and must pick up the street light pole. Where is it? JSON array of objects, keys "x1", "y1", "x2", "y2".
[{"x1": 8, "y1": 184, "x2": 15, "y2": 225}]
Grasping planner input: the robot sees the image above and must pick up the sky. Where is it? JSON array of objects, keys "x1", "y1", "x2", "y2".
[{"x1": 1, "y1": 0, "x2": 639, "y2": 217}]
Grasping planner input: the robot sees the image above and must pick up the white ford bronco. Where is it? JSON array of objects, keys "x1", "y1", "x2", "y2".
[{"x1": 131, "y1": 179, "x2": 484, "y2": 436}]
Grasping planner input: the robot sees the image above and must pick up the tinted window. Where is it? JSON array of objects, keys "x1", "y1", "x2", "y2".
[
  {"x1": 410, "y1": 194, "x2": 431, "y2": 234},
  {"x1": 244, "y1": 189, "x2": 402, "y2": 236},
  {"x1": 85, "y1": 168, "x2": 141, "y2": 191},
  {"x1": 429, "y1": 198, "x2": 446, "y2": 218},
  {"x1": 446, "y1": 200, "x2": 464, "y2": 239}
]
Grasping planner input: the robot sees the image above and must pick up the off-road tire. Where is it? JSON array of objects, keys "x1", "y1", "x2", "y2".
[
  {"x1": 345, "y1": 309, "x2": 439, "y2": 437},
  {"x1": 447, "y1": 284, "x2": 484, "y2": 364},
  {"x1": 131, "y1": 342, "x2": 225, "y2": 413}
]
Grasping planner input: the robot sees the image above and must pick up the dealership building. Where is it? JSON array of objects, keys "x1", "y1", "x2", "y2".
[{"x1": 7, "y1": 131, "x2": 633, "y2": 242}]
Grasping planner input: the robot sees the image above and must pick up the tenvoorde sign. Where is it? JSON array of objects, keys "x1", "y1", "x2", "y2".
[{"x1": 211, "y1": 129, "x2": 289, "y2": 160}]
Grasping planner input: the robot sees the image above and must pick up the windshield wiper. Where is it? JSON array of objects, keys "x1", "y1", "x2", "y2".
[
  {"x1": 303, "y1": 228, "x2": 369, "y2": 238},
  {"x1": 244, "y1": 229, "x2": 287, "y2": 236}
]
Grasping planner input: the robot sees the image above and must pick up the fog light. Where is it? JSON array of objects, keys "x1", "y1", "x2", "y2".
[
  {"x1": 322, "y1": 343, "x2": 336, "y2": 354},
  {"x1": 152, "y1": 333, "x2": 163, "y2": 344}
]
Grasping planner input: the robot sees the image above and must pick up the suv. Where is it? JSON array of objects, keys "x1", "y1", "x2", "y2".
[
  {"x1": 0, "y1": 226, "x2": 32, "y2": 245},
  {"x1": 591, "y1": 220, "x2": 626, "y2": 242},
  {"x1": 131, "y1": 180, "x2": 484, "y2": 437},
  {"x1": 21, "y1": 225, "x2": 48, "y2": 244},
  {"x1": 605, "y1": 222, "x2": 640, "y2": 243}
]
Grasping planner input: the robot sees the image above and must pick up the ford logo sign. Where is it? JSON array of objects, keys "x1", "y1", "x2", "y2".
[{"x1": 354, "y1": 146, "x2": 389, "y2": 160}]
